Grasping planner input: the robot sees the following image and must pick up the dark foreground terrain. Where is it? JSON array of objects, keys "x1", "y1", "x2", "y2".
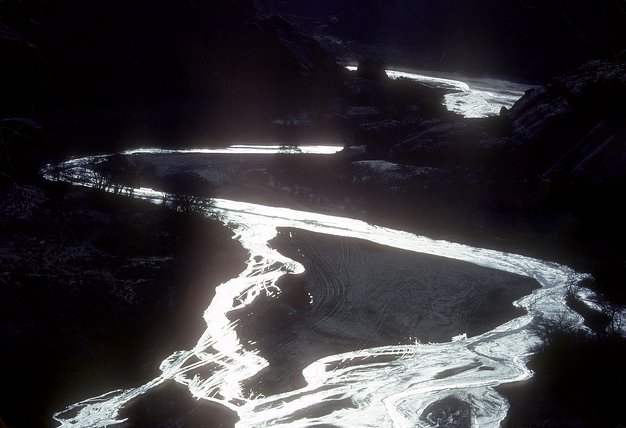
[{"x1": 0, "y1": 180, "x2": 246, "y2": 428}]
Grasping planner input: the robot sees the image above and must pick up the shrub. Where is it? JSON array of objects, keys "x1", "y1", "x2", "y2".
[{"x1": 530, "y1": 311, "x2": 587, "y2": 352}]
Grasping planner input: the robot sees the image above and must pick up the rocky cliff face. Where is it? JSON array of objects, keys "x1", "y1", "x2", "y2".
[{"x1": 505, "y1": 59, "x2": 626, "y2": 185}]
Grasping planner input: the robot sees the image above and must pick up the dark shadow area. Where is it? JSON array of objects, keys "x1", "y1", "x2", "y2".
[
  {"x1": 500, "y1": 335, "x2": 626, "y2": 427},
  {"x1": 1, "y1": 0, "x2": 345, "y2": 157},
  {"x1": 118, "y1": 381, "x2": 239, "y2": 428},
  {"x1": 0, "y1": 183, "x2": 246, "y2": 428},
  {"x1": 256, "y1": 0, "x2": 626, "y2": 82}
]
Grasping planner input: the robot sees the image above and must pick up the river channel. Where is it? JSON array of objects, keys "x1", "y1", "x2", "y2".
[{"x1": 41, "y1": 72, "x2": 614, "y2": 427}]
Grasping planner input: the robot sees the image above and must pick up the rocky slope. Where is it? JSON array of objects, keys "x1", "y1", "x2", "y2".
[
  {"x1": 0, "y1": 180, "x2": 246, "y2": 427},
  {"x1": 256, "y1": 0, "x2": 626, "y2": 82},
  {"x1": 504, "y1": 59, "x2": 626, "y2": 184},
  {"x1": 1, "y1": 0, "x2": 345, "y2": 159}
]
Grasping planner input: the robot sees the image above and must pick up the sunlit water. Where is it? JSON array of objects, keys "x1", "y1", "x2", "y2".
[
  {"x1": 346, "y1": 66, "x2": 529, "y2": 118},
  {"x1": 122, "y1": 145, "x2": 344, "y2": 155},
  {"x1": 42, "y1": 147, "x2": 620, "y2": 427}
]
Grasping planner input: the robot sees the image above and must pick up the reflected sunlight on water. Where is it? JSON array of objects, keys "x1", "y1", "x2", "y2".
[
  {"x1": 44, "y1": 147, "x2": 616, "y2": 428},
  {"x1": 122, "y1": 145, "x2": 344, "y2": 156},
  {"x1": 346, "y1": 66, "x2": 528, "y2": 118}
]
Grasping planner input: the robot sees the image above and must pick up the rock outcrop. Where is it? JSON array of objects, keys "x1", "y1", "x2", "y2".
[{"x1": 505, "y1": 60, "x2": 626, "y2": 184}]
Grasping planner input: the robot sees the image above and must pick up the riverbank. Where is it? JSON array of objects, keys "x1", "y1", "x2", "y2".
[{"x1": 0, "y1": 179, "x2": 247, "y2": 428}]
